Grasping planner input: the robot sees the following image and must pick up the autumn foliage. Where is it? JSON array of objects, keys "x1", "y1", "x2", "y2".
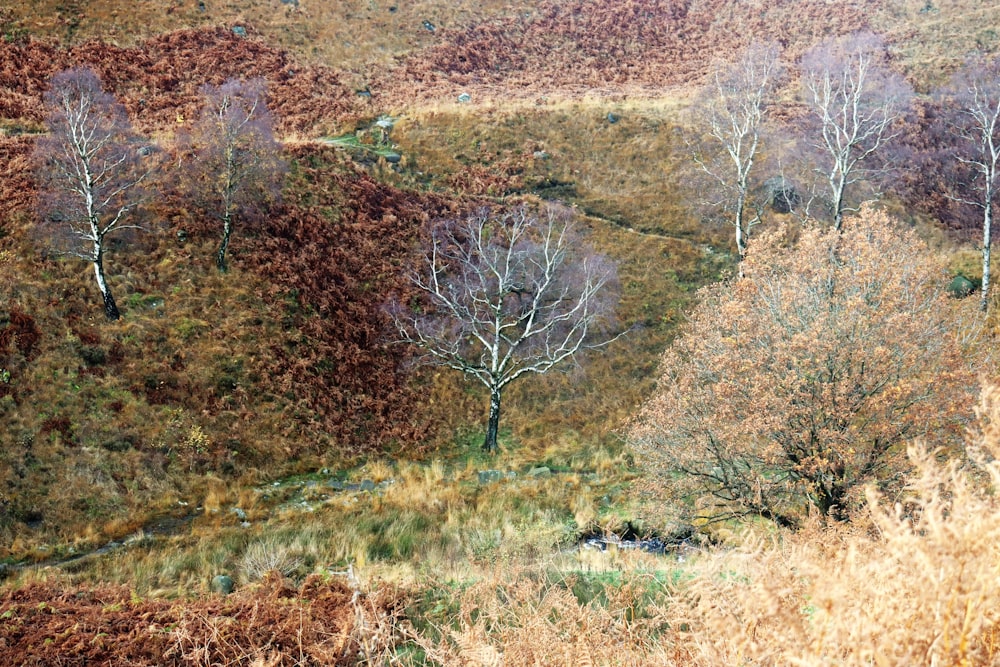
[
  {"x1": 632, "y1": 208, "x2": 979, "y2": 525},
  {"x1": 0, "y1": 573, "x2": 404, "y2": 666}
]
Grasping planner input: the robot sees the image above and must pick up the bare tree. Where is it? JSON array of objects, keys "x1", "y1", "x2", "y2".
[
  {"x1": 391, "y1": 206, "x2": 621, "y2": 454},
  {"x1": 34, "y1": 67, "x2": 154, "y2": 321},
  {"x1": 937, "y1": 54, "x2": 1000, "y2": 312},
  {"x1": 688, "y1": 42, "x2": 784, "y2": 263},
  {"x1": 182, "y1": 78, "x2": 285, "y2": 272},
  {"x1": 799, "y1": 32, "x2": 913, "y2": 230}
]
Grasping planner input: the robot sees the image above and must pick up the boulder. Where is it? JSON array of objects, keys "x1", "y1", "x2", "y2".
[
  {"x1": 763, "y1": 176, "x2": 800, "y2": 214},
  {"x1": 211, "y1": 574, "x2": 235, "y2": 595},
  {"x1": 948, "y1": 274, "x2": 978, "y2": 298}
]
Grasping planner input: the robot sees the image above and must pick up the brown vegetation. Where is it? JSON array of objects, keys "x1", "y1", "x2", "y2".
[
  {"x1": 377, "y1": 0, "x2": 876, "y2": 104},
  {"x1": 0, "y1": 26, "x2": 358, "y2": 136},
  {"x1": 632, "y1": 208, "x2": 981, "y2": 524},
  {"x1": 0, "y1": 572, "x2": 404, "y2": 665}
]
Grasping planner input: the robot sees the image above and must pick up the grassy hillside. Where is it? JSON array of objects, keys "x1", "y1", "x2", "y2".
[{"x1": 2, "y1": 0, "x2": 1000, "y2": 663}]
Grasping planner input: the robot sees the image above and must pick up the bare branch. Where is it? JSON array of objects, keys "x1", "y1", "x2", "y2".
[
  {"x1": 389, "y1": 205, "x2": 622, "y2": 453},
  {"x1": 33, "y1": 67, "x2": 156, "y2": 321},
  {"x1": 687, "y1": 42, "x2": 785, "y2": 261},
  {"x1": 797, "y1": 32, "x2": 913, "y2": 230}
]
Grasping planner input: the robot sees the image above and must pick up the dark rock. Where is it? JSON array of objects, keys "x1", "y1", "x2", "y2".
[
  {"x1": 232, "y1": 26, "x2": 247, "y2": 37},
  {"x1": 198, "y1": 1, "x2": 205, "y2": 12},
  {"x1": 384, "y1": 152, "x2": 402, "y2": 164},
  {"x1": 763, "y1": 176, "x2": 800, "y2": 214},
  {"x1": 422, "y1": 19, "x2": 436, "y2": 32},
  {"x1": 606, "y1": 112, "x2": 620, "y2": 124},
  {"x1": 356, "y1": 89, "x2": 372, "y2": 99},
  {"x1": 948, "y1": 274, "x2": 978, "y2": 298},
  {"x1": 327, "y1": 479, "x2": 345, "y2": 491},
  {"x1": 359, "y1": 479, "x2": 376, "y2": 492},
  {"x1": 211, "y1": 574, "x2": 235, "y2": 594},
  {"x1": 280, "y1": 0, "x2": 299, "y2": 5}
]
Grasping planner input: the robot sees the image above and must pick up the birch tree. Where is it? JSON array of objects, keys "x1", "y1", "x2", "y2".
[
  {"x1": 938, "y1": 54, "x2": 1000, "y2": 312},
  {"x1": 689, "y1": 42, "x2": 784, "y2": 262},
  {"x1": 391, "y1": 206, "x2": 621, "y2": 454},
  {"x1": 800, "y1": 32, "x2": 912, "y2": 230},
  {"x1": 183, "y1": 78, "x2": 285, "y2": 272},
  {"x1": 34, "y1": 67, "x2": 154, "y2": 321}
]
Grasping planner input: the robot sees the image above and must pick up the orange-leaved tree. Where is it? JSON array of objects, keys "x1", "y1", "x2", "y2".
[{"x1": 631, "y1": 208, "x2": 979, "y2": 525}]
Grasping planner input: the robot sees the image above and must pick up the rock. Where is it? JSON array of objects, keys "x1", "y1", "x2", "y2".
[
  {"x1": 763, "y1": 176, "x2": 800, "y2": 214},
  {"x1": 948, "y1": 274, "x2": 978, "y2": 298},
  {"x1": 211, "y1": 574, "x2": 235, "y2": 595},
  {"x1": 327, "y1": 479, "x2": 344, "y2": 491},
  {"x1": 606, "y1": 112, "x2": 620, "y2": 124},
  {"x1": 230, "y1": 507, "x2": 247, "y2": 520},
  {"x1": 457, "y1": 92, "x2": 472, "y2": 103},
  {"x1": 526, "y1": 466, "x2": 551, "y2": 478},
  {"x1": 280, "y1": 0, "x2": 299, "y2": 5},
  {"x1": 532, "y1": 150, "x2": 550, "y2": 160},
  {"x1": 355, "y1": 89, "x2": 372, "y2": 99},
  {"x1": 422, "y1": 19, "x2": 436, "y2": 32},
  {"x1": 478, "y1": 470, "x2": 504, "y2": 484},
  {"x1": 359, "y1": 479, "x2": 376, "y2": 492},
  {"x1": 198, "y1": 0, "x2": 205, "y2": 12},
  {"x1": 478, "y1": 470, "x2": 516, "y2": 484},
  {"x1": 232, "y1": 26, "x2": 247, "y2": 37},
  {"x1": 383, "y1": 152, "x2": 402, "y2": 164}
]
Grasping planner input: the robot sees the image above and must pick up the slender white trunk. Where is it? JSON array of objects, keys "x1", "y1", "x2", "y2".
[
  {"x1": 983, "y1": 202, "x2": 993, "y2": 312},
  {"x1": 92, "y1": 241, "x2": 119, "y2": 320}
]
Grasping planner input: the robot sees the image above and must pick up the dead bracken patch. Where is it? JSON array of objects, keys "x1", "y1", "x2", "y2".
[{"x1": 0, "y1": 573, "x2": 405, "y2": 666}]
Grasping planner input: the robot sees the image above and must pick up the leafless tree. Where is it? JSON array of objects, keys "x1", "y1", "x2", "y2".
[
  {"x1": 937, "y1": 54, "x2": 1000, "y2": 312},
  {"x1": 33, "y1": 67, "x2": 155, "y2": 321},
  {"x1": 390, "y1": 206, "x2": 621, "y2": 454},
  {"x1": 688, "y1": 42, "x2": 784, "y2": 263},
  {"x1": 799, "y1": 32, "x2": 913, "y2": 230},
  {"x1": 182, "y1": 78, "x2": 285, "y2": 272}
]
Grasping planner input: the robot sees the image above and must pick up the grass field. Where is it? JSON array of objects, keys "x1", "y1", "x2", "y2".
[{"x1": 2, "y1": 0, "x2": 1000, "y2": 664}]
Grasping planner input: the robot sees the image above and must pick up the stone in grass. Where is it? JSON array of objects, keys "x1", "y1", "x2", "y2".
[
  {"x1": 383, "y1": 152, "x2": 402, "y2": 164},
  {"x1": 478, "y1": 470, "x2": 517, "y2": 484},
  {"x1": 526, "y1": 466, "x2": 552, "y2": 478},
  {"x1": 232, "y1": 26, "x2": 247, "y2": 37},
  {"x1": 211, "y1": 574, "x2": 235, "y2": 595},
  {"x1": 457, "y1": 92, "x2": 472, "y2": 103},
  {"x1": 948, "y1": 274, "x2": 977, "y2": 299}
]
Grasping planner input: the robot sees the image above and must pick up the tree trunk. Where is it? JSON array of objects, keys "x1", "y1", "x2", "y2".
[
  {"x1": 482, "y1": 387, "x2": 502, "y2": 454},
  {"x1": 832, "y1": 174, "x2": 846, "y2": 231},
  {"x1": 735, "y1": 189, "x2": 748, "y2": 260},
  {"x1": 982, "y1": 202, "x2": 992, "y2": 312},
  {"x1": 93, "y1": 254, "x2": 120, "y2": 321},
  {"x1": 217, "y1": 213, "x2": 232, "y2": 272}
]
